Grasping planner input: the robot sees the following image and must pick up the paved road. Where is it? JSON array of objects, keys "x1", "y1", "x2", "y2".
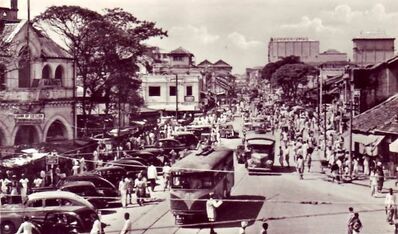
[{"x1": 100, "y1": 117, "x2": 393, "y2": 234}]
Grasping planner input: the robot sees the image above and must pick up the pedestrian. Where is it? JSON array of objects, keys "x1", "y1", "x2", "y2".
[
  {"x1": 16, "y1": 216, "x2": 34, "y2": 234},
  {"x1": 120, "y1": 212, "x2": 133, "y2": 234},
  {"x1": 347, "y1": 207, "x2": 355, "y2": 234},
  {"x1": 352, "y1": 158, "x2": 359, "y2": 176},
  {"x1": 162, "y1": 162, "x2": 171, "y2": 191},
  {"x1": 385, "y1": 188, "x2": 397, "y2": 224},
  {"x1": 296, "y1": 155, "x2": 304, "y2": 180},
  {"x1": 206, "y1": 192, "x2": 223, "y2": 234},
  {"x1": 305, "y1": 145, "x2": 312, "y2": 172},
  {"x1": 349, "y1": 212, "x2": 362, "y2": 234},
  {"x1": 369, "y1": 170, "x2": 378, "y2": 197},
  {"x1": 147, "y1": 163, "x2": 157, "y2": 192},
  {"x1": 284, "y1": 145, "x2": 290, "y2": 168},
  {"x1": 376, "y1": 162, "x2": 384, "y2": 193},
  {"x1": 125, "y1": 176, "x2": 134, "y2": 205},
  {"x1": 10, "y1": 176, "x2": 19, "y2": 203},
  {"x1": 260, "y1": 222, "x2": 269, "y2": 234},
  {"x1": 363, "y1": 156, "x2": 370, "y2": 175},
  {"x1": 278, "y1": 146, "x2": 284, "y2": 167},
  {"x1": 79, "y1": 156, "x2": 86, "y2": 174},
  {"x1": 93, "y1": 150, "x2": 99, "y2": 169},
  {"x1": 0, "y1": 176, "x2": 10, "y2": 194},
  {"x1": 90, "y1": 211, "x2": 104, "y2": 234},
  {"x1": 40, "y1": 170, "x2": 46, "y2": 186},
  {"x1": 19, "y1": 174, "x2": 29, "y2": 203},
  {"x1": 72, "y1": 159, "x2": 80, "y2": 175},
  {"x1": 170, "y1": 149, "x2": 177, "y2": 165},
  {"x1": 135, "y1": 173, "x2": 147, "y2": 206},
  {"x1": 119, "y1": 176, "x2": 128, "y2": 208}
]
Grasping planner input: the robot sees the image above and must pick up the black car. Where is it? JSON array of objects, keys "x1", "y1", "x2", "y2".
[
  {"x1": 105, "y1": 159, "x2": 147, "y2": 179},
  {"x1": 59, "y1": 181, "x2": 113, "y2": 209},
  {"x1": 172, "y1": 132, "x2": 199, "y2": 149},
  {"x1": 57, "y1": 175, "x2": 118, "y2": 197},
  {"x1": 91, "y1": 166, "x2": 127, "y2": 187},
  {"x1": 31, "y1": 207, "x2": 102, "y2": 234}
]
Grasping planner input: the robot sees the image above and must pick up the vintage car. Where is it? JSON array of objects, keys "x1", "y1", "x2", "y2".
[
  {"x1": 172, "y1": 132, "x2": 199, "y2": 150},
  {"x1": 23, "y1": 191, "x2": 95, "y2": 210},
  {"x1": 104, "y1": 159, "x2": 148, "y2": 179},
  {"x1": 219, "y1": 124, "x2": 238, "y2": 138},
  {"x1": 244, "y1": 137, "x2": 275, "y2": 172},
  {"x1": 57, "y1": 175, "x2": 118, "y2": 198},
  {"x1": 145, "y1": 138, "x2": 186, "y2": 154},
  {"x1": 0, "y1": 206, "x2": 89, "y2": 234},
  {"x1": 91, "y1": 166, "x2": 126, "y2": 187},
  {"x1": 31, "y1": 207, "x2": 101, "y2": 234},
  {"x1": 59, "y1": 181, "x2": 113, "y2": 209}
]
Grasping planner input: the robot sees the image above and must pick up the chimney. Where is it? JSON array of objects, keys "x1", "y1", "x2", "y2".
[{"x1": 10, "y1": 0, "x2": 18, "y2": 10}]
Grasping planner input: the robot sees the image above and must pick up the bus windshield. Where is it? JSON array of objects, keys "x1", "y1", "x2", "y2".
[{"x1": 171, "y1": 172, "x2": 213, "y2": 189}]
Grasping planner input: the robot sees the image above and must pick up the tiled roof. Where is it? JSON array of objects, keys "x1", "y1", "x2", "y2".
[
  {"x1": 0, "y1": 20, "x2": 25, "y2": 43},
  {"x1": 352, "y1": 94, "x2": 398, "y2": 134},
  {"x1": 213, "y1": 59, "x2": 232, "y2": 68},
  {"x1": 169, "y1": 47, "x2": 193, "y2": 55},
  {"x1": 197, "y1": 59, "x2": 213, "y2": 67}
]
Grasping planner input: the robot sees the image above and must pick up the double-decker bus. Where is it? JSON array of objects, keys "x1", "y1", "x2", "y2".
[{"x1": 170, "y1": 147, "x2": 234, "y2": 224}]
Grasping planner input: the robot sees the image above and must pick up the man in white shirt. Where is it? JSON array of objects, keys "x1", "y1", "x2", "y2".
[
  {"x1": 19, "y1": 174, "x2": 29, "y2": 202},
  {"x1": 162, "y1": 162, "x2": 171, "y2": 191},
  {"x1": 206, "y1": 192, "x2": 223, "y2": 234},
  {"x1": 16, "y1": 216, "x2": 34, "y2": 234},
  {"x1": 120, "y1": 212, "x2": 133, "y2": 234},
  {"x1": 147, "y1": 163, "x2": 157, "y2": 192},
  {"x1": 119, "y1": 177, "x2": 128, "y2": 208}
]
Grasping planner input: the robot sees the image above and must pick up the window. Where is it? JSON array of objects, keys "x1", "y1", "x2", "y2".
[
  {"x1": 148, "y1": 86, "x2": 161, "y2": 96},
  {"x1": 0, "y1": 64, "x2": 5, "y2": 90},
  {"x1": 186, "y1": 86, "x2": 192, "y2": 96},
  {"x1": 173, "y1": 56, "x2": 183, "y2": 61},
  {"x1": 169, "y1": 86, "x2": 176, "y2": 96},
  {"x1": 42, "y1": 65, "x2": 52, "y2": 79},
  {"x1": 55, "y1": 65, "x2": 64, "y2": 80}
]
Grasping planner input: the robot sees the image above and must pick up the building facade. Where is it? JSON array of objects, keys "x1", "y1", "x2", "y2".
[
  {"x1": 140, "y1": 47, "x2": 202, "y2": 112},
  {"x1": 0, "y1": 4, "x2": 75, "y2": 147},
  {"x1": 268, "y1": 37, "x2": 320, "y2": 63},
  {"x1": 353, "y1": 35, "x2": 395, "y2": 67}
]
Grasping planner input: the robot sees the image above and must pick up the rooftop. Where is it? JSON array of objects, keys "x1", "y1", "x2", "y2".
[
  {"x1": 169, "y1": 46, "x2": 193, "y2": 56},
  {"x1": 213, "y1": 59, "x2": 232, "y2": 68},
  {"x1": 352, "y1": 94, "x2": 398, "y2": 134}
]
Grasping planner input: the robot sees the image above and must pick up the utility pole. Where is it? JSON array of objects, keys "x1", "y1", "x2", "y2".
[
  {"x1": 348, "y1": 68, "x2": 354, "y2": 176},
  {"x1": 175, "y1": 73, "x2": 178, "y2": 121}
]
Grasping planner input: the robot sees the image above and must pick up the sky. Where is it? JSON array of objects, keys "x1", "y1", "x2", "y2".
[{"x1": 3, "y1": 0, "x2": 398, "y2": 74}]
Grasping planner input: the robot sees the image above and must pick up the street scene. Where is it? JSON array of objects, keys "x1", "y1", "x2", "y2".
[{"x1": 1, "y1": 0, "x2": 398, "y2": 234}]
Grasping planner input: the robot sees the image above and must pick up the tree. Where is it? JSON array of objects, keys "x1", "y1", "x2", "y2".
[
  {"x1": 261, "y1": 55, "x2": 301, "y2": 80},
  {"x1": 270, "y1": 63, "x2": 316, "y2": 100},
  {"x1": 33, "y1": 6, "x2": 167, "y2": 128}
]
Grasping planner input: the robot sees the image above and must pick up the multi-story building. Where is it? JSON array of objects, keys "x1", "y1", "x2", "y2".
[
  {"x1": 268, "y1": 37, "x2": 320, "y2": 63},
  {"x1": 140, "y1": 47, "x2": 202, "y2": 112},
  {"x1": 197, "y1": 59, "x2": 234, "y2": 96},
  {"x1": 0, "y1": 1, "x2": 75, "y2": 147},
  {"x1": 353, "y1": 33, "x2": 395, "y2": 67}
]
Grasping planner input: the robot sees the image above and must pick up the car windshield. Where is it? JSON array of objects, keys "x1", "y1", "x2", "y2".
[
  {"x1": 249, "y1": 144, "x2": 272, "y2": 154},
  {"x1": 171, "y1": 173, "x2": 213, "y2": 189}
]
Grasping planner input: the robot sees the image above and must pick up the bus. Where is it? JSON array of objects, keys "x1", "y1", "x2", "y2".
[{"x1": 170, "y1": 147, "x2": 234, "y2": 224}]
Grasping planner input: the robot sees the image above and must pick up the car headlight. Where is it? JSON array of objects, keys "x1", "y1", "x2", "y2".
[{"x1": 266, "y1": 160, "x2": 274, "y2": 166}]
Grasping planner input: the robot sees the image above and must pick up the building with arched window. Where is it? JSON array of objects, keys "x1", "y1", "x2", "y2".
[{"x1": 0, "y1": 2, "x2": 75, "y2": 148}]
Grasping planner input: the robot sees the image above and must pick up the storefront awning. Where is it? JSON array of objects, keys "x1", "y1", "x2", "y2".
[
  {"x1": 343, "y1": 132, "x2": 385, "y2": 154},
  {"x1": 390, "y1": 139, "x2": 398, "y2": 153}
]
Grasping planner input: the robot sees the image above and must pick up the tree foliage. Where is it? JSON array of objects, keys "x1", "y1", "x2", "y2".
[
  {"x1": 271, "y1": 63, "x2": 317, "y2": 100},
  {"x1": 261, "y1": 55, "x2": 301, "y2": 80},
  {"x1": 33, "y1": 6, "x2": 167, "y2": 118}
]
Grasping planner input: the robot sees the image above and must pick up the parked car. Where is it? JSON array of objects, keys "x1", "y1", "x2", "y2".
[
  {"x1": 23, "y1": 191, "x2": 95, "y2": 210},
  {"x1": 0, "y1": 206, "x2": 87, "y2": 234},
  {"x1": 31, "y1": 206, "x2": 101, "y2": 234},
  {"x1": 91, "y1": 166, "x2": 127, "y2": 187},
  {"x1": 105, "y1": 159, "x2": 147, "y2": 179},
  {"x1": 59, "y1": 181, "x2": 113, "y2": 209},
  {"x1": 57, "y1": 175, "x2": 118, "y2": 198},
  {"x1": 172, "y1": 132, "x2": 199, "y2": 149}
]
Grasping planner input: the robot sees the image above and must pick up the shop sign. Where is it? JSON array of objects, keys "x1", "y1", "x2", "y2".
[{"x1": 14, "y1": 113, "x2": 45, "y2": 124}]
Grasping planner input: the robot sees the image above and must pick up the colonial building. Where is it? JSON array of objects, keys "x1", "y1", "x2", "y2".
[
  {"x1": 0, "y1": 2, "x2": 75, "y2": 147},
  {"x1": 140, "y1": 47, "x2": 202, "y2": 112}
]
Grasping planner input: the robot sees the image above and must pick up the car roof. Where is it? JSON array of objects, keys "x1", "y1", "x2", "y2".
[
  {"x1": 94, "y1": 166, "x2": 125, "y2": 171},
  {"x1": 27, "y1": 191, "x2": 94, "y2": 209},
  {"x1": 173, "y1": 132, "x2": 195, "y2": 136},
  {"x1": 247, "y1": 138, "x2": 275, "y2": 146},
  {"x1": 63, "y1": 174, "x2": 116, "y2": 188},
  {"x1": 60, "y1": 181, "x2": 95, "y2": 188}
]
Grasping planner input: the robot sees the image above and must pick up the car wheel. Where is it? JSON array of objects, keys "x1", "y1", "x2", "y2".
[{"x1": 1, "y1": 221, "x2": 16, "y2": 234}]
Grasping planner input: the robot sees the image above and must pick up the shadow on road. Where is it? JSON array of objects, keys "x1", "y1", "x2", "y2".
[{"x1": 184, "y1": 195, "x2": 265, "y2": 229}]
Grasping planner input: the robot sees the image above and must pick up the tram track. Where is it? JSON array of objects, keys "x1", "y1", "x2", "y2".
[{"x1": 141, "y1": 208, "x2": 171, "y2": 234}]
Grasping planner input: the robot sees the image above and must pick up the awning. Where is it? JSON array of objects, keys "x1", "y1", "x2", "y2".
[
  {"x1": 390, "y1": 139, "x2": 398, "y2": 153},
  {"x1": 343, "y1": 132, "x2": 385, "y2": 155}
]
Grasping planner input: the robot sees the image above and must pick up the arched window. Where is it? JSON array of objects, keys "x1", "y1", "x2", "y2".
[
  {"x1": 55, "y1": 65, "x2": 64, "y2": 80},
  {"x1": 18, "y1": 46, "x2": 31, "y2": 88},
  {"x1": 42, "y1": 64, "x2": 51, "y2": 79}
]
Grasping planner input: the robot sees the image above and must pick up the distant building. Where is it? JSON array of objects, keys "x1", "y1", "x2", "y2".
[
  {"x1": 353, "y1": 33, "x2": 395, "y2": 67},
  {"x1": 317, "y1": 49, "x2": 348, "y2": 63},
  {"x1": 0, "y1": 2, "x2": 75, "y2": 147},
  {"x1": 140, "y1": 47, "x2": 202, "y2": 112},
  {"x1": 197, "y1": 59, "x2": 234, "y2": 97},
  {"x1": 245, "y1": 66, "x2": 263, "y2": 88},
  {"x1": 268, "y1": 37, "x2": 319, "y2": 63}
]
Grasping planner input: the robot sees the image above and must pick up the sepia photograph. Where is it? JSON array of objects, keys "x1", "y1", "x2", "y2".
[{"x1": 0, "y1": 0, "x2": 398, "y2": 233}]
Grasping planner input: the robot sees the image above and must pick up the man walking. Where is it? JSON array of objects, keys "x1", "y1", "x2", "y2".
[
  {"x1": 19, "y1": 174, "x2": 29, "y2": 203},
  {"x1": 347, "y1": 207, "x2": 355, "y2": 234},
  {"x1": 147, "y1": 163, "x2": 157, "y2": 192},
  {"x1": 120, "y1": 212, "x2": 133, "y2": 234},
  {"x1": 119, "y1": 176, "x2": 128, "y2": 208},
  {"x1": 296, "y1": 155, "x2": 305, "y2": 180}
]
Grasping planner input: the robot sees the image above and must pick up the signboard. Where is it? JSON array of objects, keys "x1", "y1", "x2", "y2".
[{"x1": 14, "y1": 113, "x2": 45, "y2": 125}]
